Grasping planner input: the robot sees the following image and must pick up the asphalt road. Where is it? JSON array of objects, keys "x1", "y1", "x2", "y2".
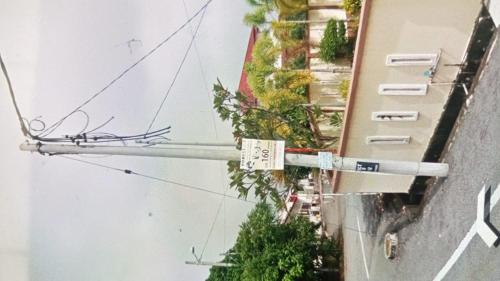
[{"x1": 342, "y1": 30, "x2": 500, "y2": 281}]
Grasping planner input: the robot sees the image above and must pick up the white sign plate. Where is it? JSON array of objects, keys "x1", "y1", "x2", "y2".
[
  {"x1": 318, "y1": 152, "x2": 333, "y2": 170},
  {"x1": 240, "y1": 139, "x2": 285, "y2": 170}
]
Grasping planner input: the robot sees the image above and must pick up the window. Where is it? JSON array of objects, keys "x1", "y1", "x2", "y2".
[
  {"x1": 386, "y1": 54, "x2": 438, "y2": 66},
  {"x1": 366, "y1": 136, "x2": 411, "y2": 145},
  {"x1": 371, "y1": 111, "x2": 419, "y2": 121},
  {"x1": 378, "y1": 84, "x2": 428, "y2": 96}
]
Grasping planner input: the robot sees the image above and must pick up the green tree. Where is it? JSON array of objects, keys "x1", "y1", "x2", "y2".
[
  {"x1": 213, "y1": 80, "x2": 322, "y2": 205},
  {"x1": 244, "y1": 32, "x2": 313, "y2": 104},
  {"x1": 319, "y1": 19, "x2": 348, "y2": 63},
  {"x1": 206, "y1": 203, "x2": 341, "y2": 281},
  {"x1": 244, "y1": 5, "x2": 269, "y2": 27},
  {"x1": 243, "y1": 0, "x2": 275, "y2": 28},
  {"x1": 243, "y1": 0, "x2": 321, "y2": 29},
  {"x1": 244, "y1": 32, "x2": 280, "y2": 96}
]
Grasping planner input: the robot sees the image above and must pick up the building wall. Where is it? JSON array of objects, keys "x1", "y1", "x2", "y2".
[{"x1": 337, "y1": 0, "x2": 482, "y2": 193}]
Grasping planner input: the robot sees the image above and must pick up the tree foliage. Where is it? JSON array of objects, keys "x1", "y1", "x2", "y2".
[
  {"x1": 244, "y1": 5, "x2": 269, "y2": 27},
  {"x1": 244, "y1": 32, "x2": 312, "y2": 107},
  {"x1": 218, "y1": 4, "x2": 324, "y2": 206},
  {"x1": 319, "y1": 19, "x2": 348, "y2": 63},
  {"x1": 244, "y1": 33, "x2": 280, "y2": 97},
  {"x1": 213, "y1": 80, "x2": 316, "y2": 146},
  {"x1": 243, "y1": 0, "x2": 274, "y2": 27},
  {"x1": 274, "y1": 0, "x2": 308, "y2": 16},
  {"x1": 270, "y1": 11, "x2": 308, "y2": 67},
  {"x1": 206, "y1": 203, "x2": 341, "y2": 281},
  {"x1": 343, "y1": 0, "x2": 361, "y2": 15},
  {"x1": 243, "y1": 0, "x2": 308, "y2": 28},
  {"x1": 329, "y1": 112, "x2": 344, "y2": 128},
  {"x1": 338, "y1": 79, "x2": 350, "y2": 100},
  {"x1": 288, "y1": 52, "x2": 306, "y2": 70},
  {"x1": 212, "y1": 80, "x2": 321, "y2": 205}
]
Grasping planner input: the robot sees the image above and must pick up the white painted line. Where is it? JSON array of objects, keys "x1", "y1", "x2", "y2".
[
  {"x1": 433, "y1": 222, "x2": 477, "y2": 281},
  {"x1": 476, "y1": 185, "x2": 498, "y2": 247},
  {"x1": 477, "y1": 221, "x2": 497, "y2": 247},
  {"x1": 356, "y1": 215, "x2": 370, "y2": 280},
  {"x1": 434, "y1": 183, "x2": 500, "y2": 280},
  {"x1": 490, "y1": 183, "x2": 500, "y2": 211}
]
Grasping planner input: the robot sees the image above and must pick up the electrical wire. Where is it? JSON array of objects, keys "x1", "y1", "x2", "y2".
[
  {"x1": 57, "y1": 155, "x2": 375, "y2": 236},
  {"x1": 1, "y1": 53, "x2": 31, "y2": 137},
  {"x1": 40, "y1": 0, "x2": 214, "y2": 138},
  {"x1": 145, "y1": 4, "x2": 208, "y2": 134},
  {"x1": 199, "y1": 160, "x2": 230, "y2": 260},
  {"x1": 181, "y1": 0, "x2": 219, "y2": 140},
  {"x1": 199, "y1": 196, "x2": 225, "y2": 260},
  {"x1": 3, "y1": 51, "x2": 172, "y2": 145},
  {"x1": 57, "y1": 155, "x2": 256, "y2": 204},
  {"x1": 221, "y1": 162, "x2": 227, "y2": 256},
  {"x1": 26, "y1": 126, "x2": 171, "y2": 146}
]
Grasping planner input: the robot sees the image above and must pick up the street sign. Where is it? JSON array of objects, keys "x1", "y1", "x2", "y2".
[
  {"x1": 355, "y1": 161, "x2": 380, "y2": 172},
  {"x1": 318, "y1": 152, "x2": 333, "y2": 170},
  {"x1": 240, "y1": 139, "x2": 285, "y2": 170}
]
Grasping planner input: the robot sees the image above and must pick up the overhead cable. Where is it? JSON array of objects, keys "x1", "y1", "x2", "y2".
[
  {"x1": 57, "y1": 155, "x2": 255, "y2": 204},
  {"x1": 41, "y1": 0, "x2": 214, "y2": 138},
  {"x1": 181, "y1": 0, "x2": 219, "y2": 139},
  {"x1": 145, "y1": 4, "x2": 208, "y2": 134},
  {"x1": 1, "y1": 53, "x2": 31, "y2": 137},
  {"x1": 199, "y1": 196, "x2": 225, "y2": 260}
]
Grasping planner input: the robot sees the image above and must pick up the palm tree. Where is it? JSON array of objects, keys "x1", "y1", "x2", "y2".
[
  {"x1": 243, "y1": 0, "x2": 347, "y2": 28},
  {"x1": 243, "y1": 0, "x2": 276, "y2": 28}
]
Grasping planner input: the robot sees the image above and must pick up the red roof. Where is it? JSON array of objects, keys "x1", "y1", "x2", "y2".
[{"x1": 238, "y1": 26, "x2": 259, "y2": 108}]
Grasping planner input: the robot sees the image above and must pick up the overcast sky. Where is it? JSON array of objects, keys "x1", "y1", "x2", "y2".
[{"x1": 0, "y1": 0, "x2": 254, "y2": 280}]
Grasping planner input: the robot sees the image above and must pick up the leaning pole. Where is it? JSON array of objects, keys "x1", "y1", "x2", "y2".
[{"x1": 20, "y1": 142, "x2": 449, "y2": 177}]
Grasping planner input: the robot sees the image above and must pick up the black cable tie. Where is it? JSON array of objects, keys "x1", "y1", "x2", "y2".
[
  {"x1": 83, "y1": 133, "x2": 87, "y2": 143},
  {"x1": 124, "y1": 169, "x2": 132, "y2": 174},
  {"x1": 35, "y1": 142, "x2": 46, "y2": 156}
]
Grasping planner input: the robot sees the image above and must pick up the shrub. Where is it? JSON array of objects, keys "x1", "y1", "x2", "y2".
[
  {"x1": 289, "y1": 52, "x2": 306, "y2": 69},
  {"x1": 329, "y1": 112, "x2": 344, "y2": 128},
  {"x1": 338, "y1": 79, "x2": 350, "y2": 99},
  {"x1": 319, "y1": 19, "x2": 348, "y2": 63},
  {"x1": 290, "y1": 23, "x2": 306, "y2": 40},
  {"x1": 285, "y1": 11, "x2": 307, "y2": 40},
  {"x1": 343, "y1": 0, "x2": 362, "y2": 15}
]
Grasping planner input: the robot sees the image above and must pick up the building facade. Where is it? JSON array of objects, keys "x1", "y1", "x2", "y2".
[{"x1": 335, "y1": 0, "x2": 483, "y2": 193}]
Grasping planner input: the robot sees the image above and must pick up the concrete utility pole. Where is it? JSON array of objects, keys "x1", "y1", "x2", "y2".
[
  {"x1": 135, "y1": 140, "x2": 235, "y2": 146},
  {"x1": 20, "y1": 142, "x2": 449, "y2": 177},
  {"x1": 185, "y1": 246, "x2": 235, "y2": 267},
  {"x1": 185, "y1": 261, "x2": 234, "y2": 267}
]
